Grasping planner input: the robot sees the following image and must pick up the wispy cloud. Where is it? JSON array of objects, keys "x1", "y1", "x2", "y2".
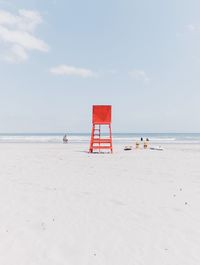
[
  {"x1": 50, "y1": 65, "x2": 97, "y2": 78},
  {"x1": 186, "y1": 24, "x2": 200, "y2": 33},
  {"x1": 128, "y1": 69, "x2": 150, "y2": 83},
  {"x1": 0, "y1": 9, "x2": 49, "y2": 63}
]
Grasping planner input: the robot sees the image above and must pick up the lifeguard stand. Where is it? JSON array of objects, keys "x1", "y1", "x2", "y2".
[{"x1": 89, "y1": 105, "x2": 113, "y2": 153}]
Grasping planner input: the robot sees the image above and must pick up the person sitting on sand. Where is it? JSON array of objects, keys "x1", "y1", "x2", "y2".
[
  {"x1": 144, "y1": 138, "x2": 149, "y2": 149},
  {"x1": 63, "y1": 134, "x2": 68, "y2": 143},
  {"x1": 136, "y1": 142, "x2": 140, "y2": 149},
  {"x1": 144, "y1": 140, "x2": 148, "y2": 149}
]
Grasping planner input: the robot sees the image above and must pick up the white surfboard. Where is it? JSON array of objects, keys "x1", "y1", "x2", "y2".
[{"x1": 150, "y1": 146, "x2": 163, "y2": 151}]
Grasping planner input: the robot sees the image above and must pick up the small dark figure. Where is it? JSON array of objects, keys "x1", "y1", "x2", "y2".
[
  {"x1": 63, "y1": 134, "x2": 68, "y2": 143},
  {"x1": 144, "y1": 138, "x2": 149, "y2": 149},
  {"x1": 140, "y1": 137, "x2": 143, "y2": 141}
]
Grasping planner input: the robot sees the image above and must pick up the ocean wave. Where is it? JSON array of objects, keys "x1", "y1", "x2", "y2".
[{"x1": 0, "y1": 134, "x2": 200, "y2": 144}]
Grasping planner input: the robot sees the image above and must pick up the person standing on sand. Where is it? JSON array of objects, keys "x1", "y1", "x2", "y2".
[{"x1": 63, "y1": 134, "x2": 68, "y2": 143}]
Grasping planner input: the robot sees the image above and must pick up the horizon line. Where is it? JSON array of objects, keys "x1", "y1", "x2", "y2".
[{"x1": 0, "y1": 132, "x2": 200, "y2": 135}]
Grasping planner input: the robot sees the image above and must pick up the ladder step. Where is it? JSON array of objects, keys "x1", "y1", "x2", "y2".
[
  {"x1": 92, "y1": 139, "x2": 112, "y2": 143},
  {"x1": 92, "y1": 146, "x2": 112, "y2": 149}
]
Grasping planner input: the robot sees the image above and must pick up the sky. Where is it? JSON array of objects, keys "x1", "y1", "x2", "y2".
[{"x1": 0, "y1": 0, "x2": 200, "y2": 133}]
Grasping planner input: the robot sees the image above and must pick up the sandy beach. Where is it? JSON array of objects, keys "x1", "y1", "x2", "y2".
[
  {"x1": 0, "y1": 142, "x2": 200, "y2": 264},
  {"x1": 1, "y1": 0, "x2": 200, "y2": 263}
]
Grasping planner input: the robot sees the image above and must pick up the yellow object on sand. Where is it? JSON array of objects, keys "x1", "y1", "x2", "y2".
[
  {"x1": 136, "y1": 142, "x2": 140, "y2": 149},
  {"x1": 144, "y1": 141, "x2": 148, "y2": 149}
]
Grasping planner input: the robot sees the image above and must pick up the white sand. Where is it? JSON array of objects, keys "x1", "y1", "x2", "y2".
[{"x1": 0, "y1": 143, "x2": 200, "y2": 264}]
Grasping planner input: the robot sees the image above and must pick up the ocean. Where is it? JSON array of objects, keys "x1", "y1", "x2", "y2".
[{"x1": 0, "y1": 133, "x2": 200, "y2": 144}]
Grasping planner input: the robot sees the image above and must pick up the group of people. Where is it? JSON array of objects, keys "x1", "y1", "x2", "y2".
[
  {"x1": 136, "y1": 137, "x2": 150, "y2": 149},
  {"x1": 124, "y1": 137, "x2": 150, "y2": 151}
]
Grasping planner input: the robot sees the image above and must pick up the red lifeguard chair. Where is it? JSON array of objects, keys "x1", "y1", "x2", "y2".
[{"x1": 89, "y1": 105, "x2": 113, "y2": 153}]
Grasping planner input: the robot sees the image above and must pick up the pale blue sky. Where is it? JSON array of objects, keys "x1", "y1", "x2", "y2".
[{"x1": 0, "y1": 0, "x2": 200, "y2": 133}]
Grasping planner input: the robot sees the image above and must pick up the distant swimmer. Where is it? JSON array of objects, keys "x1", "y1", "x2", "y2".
[{"x1": 63, "y1": 134, "x2": 68, "y2": 143}]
